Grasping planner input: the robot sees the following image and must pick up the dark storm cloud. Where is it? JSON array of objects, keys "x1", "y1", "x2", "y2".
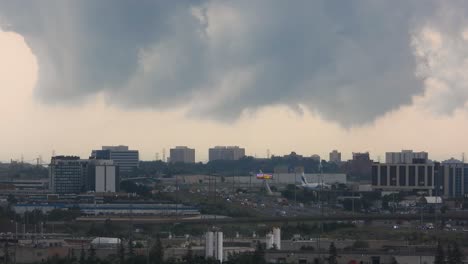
[{"x1": 0, "y1": 0, "x2": 464, "y2": 125}]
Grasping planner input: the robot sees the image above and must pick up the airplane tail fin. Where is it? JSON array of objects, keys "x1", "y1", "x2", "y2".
[{"x1": 301, "y1": 174, "x2": 308, "y2": 185}]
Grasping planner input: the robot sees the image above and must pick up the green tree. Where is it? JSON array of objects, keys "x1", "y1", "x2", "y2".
[
  {"x1": 149, "y1": 235, "x2": 164, "y2": 264},
  {"x1": 328, "y1": 242, "x2": 338, "y2": 264},
  {"x1": 390, "y1": 256, "x2": 399, "y2": 264},
  {"x1": 118, "y1": 239, "x2": 126, "y2": 264},
  {"x1": 79, "y1": 246, "x2": 86, "y2": 264},
  {"x1": 447, "y1": 242, "x2": 463, "y2": 264},
  {"x1": 434, "y1": 242, "x2": 445, "y2": 264},
  {"x1": 87, "y1": 244, "x2": 97, "y2": 264},
  {"x1": 252, "y1": 241, "x2": 266, "y2": 264}
]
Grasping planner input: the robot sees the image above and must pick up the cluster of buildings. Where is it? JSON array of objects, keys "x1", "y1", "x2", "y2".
[
  {"x1": 370, "y1": 150, "x2": 468, "y2": 198},
  {"x1": 49, "y1": 145, "x2": 139, "y2": 194},
  {"x1": 168, "y1": 146, "x2": 246, "y2": 163}
]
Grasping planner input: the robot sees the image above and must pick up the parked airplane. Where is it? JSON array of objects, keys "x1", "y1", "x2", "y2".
[
  {"x1": 298, "y1": 173, "x2": 330, "y2": 190},
  {"x1": 256, "y1": 170, "x2": 273, "y2": 180}
]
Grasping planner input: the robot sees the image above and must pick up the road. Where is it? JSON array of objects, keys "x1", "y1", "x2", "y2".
[{"x1": 76, "y1": 212, "x2": 468, "y2": 224}]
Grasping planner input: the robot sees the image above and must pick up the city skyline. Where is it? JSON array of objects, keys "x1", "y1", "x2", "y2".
[{"x1": 1, "y1": 1, "x2": 468, "y2": 162}]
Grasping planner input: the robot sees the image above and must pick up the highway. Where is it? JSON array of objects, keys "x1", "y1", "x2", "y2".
[{"x1": 76, "y1": 212, "x2": 468, "y2": 224}]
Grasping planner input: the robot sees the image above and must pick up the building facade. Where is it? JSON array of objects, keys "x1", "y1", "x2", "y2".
[
  {"x1": 87, "y1": 160, "x2": 119, "y2": 193},
  {"x1": 208, "y1": 146, "x2": 245, "y2": 161},
  {"x1": 50, "y1": 156, "x2": 88, "y2": 194},
  {"x1": 371, "y1": 162, "x2": 435, "y2": 193},
  {"x1": 50, "y1": 157, "x2": 119, "y2": 194},
  {"x1": 385, "y1": 150, "x2": 428, "y2": 164},
  {"x1": 437, "y1": 159, "x2": 468, "y2": 198},
  {"x1": 329, "y1": 150, "x2": 341, "y2": 164},
  {"x1": 91, "y1": 145, "x2": 139, "y2": 174},
  {"x1": 169, "y1": 146, "x2": 195, "y2": 163}
]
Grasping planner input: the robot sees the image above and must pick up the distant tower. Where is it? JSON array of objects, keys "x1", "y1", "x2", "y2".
[
  {"x1": 267, "y1": 149, "x2": 271, "y2": 159},
  {"x1": 463, "y1": 153, "x2": 465, "y2": 163},
  {"x1": 162, "y1": 148, "x2": 166, "y2": 162},
  {"x1": 155, "y1": 153, "x2": 160, "y2": 161},
  {"x1": 21, "y1": 154, "x2": 24, "y2": 164},
  {"x1": 52, "y1": 150, "x2": 56, "y2": 158}
]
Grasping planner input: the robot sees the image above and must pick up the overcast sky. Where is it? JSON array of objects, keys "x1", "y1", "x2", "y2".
[{"x1": 0, "y1": 0, "x2": 468, "y2": 162}]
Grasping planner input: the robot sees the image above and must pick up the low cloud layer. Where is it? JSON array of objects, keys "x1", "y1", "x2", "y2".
[{"x1": 0, "y1": 0, "x2": 467, "y2": 126}]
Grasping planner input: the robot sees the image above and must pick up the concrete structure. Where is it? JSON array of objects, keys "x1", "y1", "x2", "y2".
[
  {"x1": 273, "y1": 227, "x2": 281, "y2": 250},
  {"x1": 170, "y1": 146, "x2": 195, "y2": 163},
  {"x1": 371, "y1": 162, "x2": 435, "y2": 193},
  {"x1": 49, "y1": 156, "x2": 88, "y2": 194},
  {"x1": 329, "y1": 150, "x2": 341, "y2": 164},
  {"x1": 266, "y1": 233, "x2": 274, "y2": 249},
  {"x1": 205, "y1": 231, "x2": 223, "y2": 262},
  {"x1": 91, "y1": 145, "x2": 139, "y2": 174},
  {"x1": 208, "y1": 146, "x2": 245, "y2": 161},
  {"x1": 386, "y1": 150, "x2": 428, "y2": 164}
]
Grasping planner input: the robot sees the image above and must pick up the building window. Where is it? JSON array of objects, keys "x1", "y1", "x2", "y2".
[
  {"x1": 418, "y1": 166, "x2": 425, "y2": 186},
  {"x1": 380, "y1": 166, "x2": 388, "y2": 186},
  {"x1": 390, "y1": 166, "x2": 397, "y2": 186},
  {"x1": 399, "y1": 166, "x2": 406, "y2": 186},
  {"x1": 427, "y1": 166, "x2": 433, "y2": 187},
  {"x1": 409, "y1": 166, "x2": 416, "y2": 186},
  {"x1": 371, "y1": 166, "x2": 378, "y2": 186}
]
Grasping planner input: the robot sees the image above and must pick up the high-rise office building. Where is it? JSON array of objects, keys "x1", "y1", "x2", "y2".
[
  {"x1": 91, "y1": 145, "x2": 139, "y2": 174},
  {"x1": 50, "y1": 156, "x2": 119, "y2": 194},
  {"x1": 169, "y1": 146, "x2": 195, "y2": 163},
  {"x1": 385, "y1": 150, "x2": 428, "y2": 164},
  {"x1": 50, "y1": 156, "x2": 88, "y2": 194},
  {"x1": 329, "y1": 150, "x2": 341, "y2": 163},
  {"x1": 208, "y1": 146, "x2": 245, "y2": 161}
]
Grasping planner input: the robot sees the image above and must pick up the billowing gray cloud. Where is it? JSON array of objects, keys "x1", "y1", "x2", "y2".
[{"x1": 0, "y1": 0, "x2": 466, "y2": 126}]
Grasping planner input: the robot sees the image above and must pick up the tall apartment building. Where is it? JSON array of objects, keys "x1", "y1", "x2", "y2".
[
  {"x1": 208, "y1": 146, "x2": 245, "y2": 161},
  {"x1": 91, "y1": 145, "x2": 139, "y2": 174},
  {"x1": 371, "y1": 160, "x2": 435, "y2": 193},
  {"x1": 329, "y1": 150, "x2": 341, "y2": 163},
  {"x1": 50, "y1": 156, "x2": 119, "y2": 194},
  {"x1": 169, "y1": 146, "x2": 195, "y2": 163},
  {"x1": 385, "y1": 150, "x2": 428, "y2": 164}
]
